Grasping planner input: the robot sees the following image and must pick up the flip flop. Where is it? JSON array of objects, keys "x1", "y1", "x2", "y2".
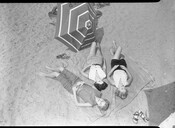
[
  {"x1": 133, "y1": 111, "x2": 140, "y2": 124},
  {"x1": 56, "y1": 53, "x2": 70, "y2": 59}
]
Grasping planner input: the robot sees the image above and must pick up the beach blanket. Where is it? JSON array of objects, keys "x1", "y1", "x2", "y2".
[
  {"x1": 15, "y1": 50, "x2": 154, "y2": 125},
  {"x1": 85, "y1": 54, "x2": 155, "y2": 125}
]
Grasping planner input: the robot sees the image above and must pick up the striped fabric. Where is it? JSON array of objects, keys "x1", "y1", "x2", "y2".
[{"x1": 55, "y1": 3, "x2": 97, "y2": 52}]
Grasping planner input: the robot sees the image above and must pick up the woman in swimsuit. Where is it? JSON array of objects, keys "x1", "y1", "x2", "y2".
[
  {"x1": 38, "y1": 63, "x2": 110, "y2": 111},
  {"x1": 81, "y1": 41, "x2": 108, "y2": 91},
  {"x1": 107, "y1": 41, "x2": 133, "y2": 99}
]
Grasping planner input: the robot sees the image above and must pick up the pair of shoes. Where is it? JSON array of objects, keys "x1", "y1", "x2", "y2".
[
  {"x1": 133, "y1": 111, "x2": 149, "y2": 124},
  {"x1": 133, "y1": 111, "x2": 140, "y2": 124},
  {"x1": 56, "y1": 53, "x2": 70, "y2": 59},
  {"x1": 139, "y1": 111, "x2": 149, "y2": 122}
]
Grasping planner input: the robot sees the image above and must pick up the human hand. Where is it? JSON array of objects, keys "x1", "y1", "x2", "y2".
[
  {"x1": 73, "y1": 85, "x2": 79, "y2": 91},
  {"x1": 76, "y1": 81, "x2": 85, "y2": 89},
  {"x1": 114, "y1": 65, "x2": 119, "y2": 68},
  {"x1": 120, "y1": 65, "x2": 126, "y2": 70}
]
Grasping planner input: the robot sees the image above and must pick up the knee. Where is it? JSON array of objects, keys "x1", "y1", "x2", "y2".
[{"x1": 92, "y1": 41, "x2": 96, "y2": 46}]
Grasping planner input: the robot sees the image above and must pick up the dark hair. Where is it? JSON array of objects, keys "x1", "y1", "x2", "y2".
[
  {"x1": 115, "y1": 88, "x2": 128, "y2": 99},
  {"x1": 94, "y1": 81, "x2": 108, "y2": 91}
]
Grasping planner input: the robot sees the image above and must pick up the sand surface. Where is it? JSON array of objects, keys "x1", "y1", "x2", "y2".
[{"x1": 0, "y1": 1, "x2": 175, "y2": 126}]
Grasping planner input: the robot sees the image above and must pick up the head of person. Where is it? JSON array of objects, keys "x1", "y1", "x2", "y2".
[
  {"x1": 94, "y1": 81, "x2": 108, "y2": 91},
  {"x1": 96, "y1": 98, "x2": 110, "y2": 111},
  {"x1": 115, "y1": 86, "x2": 128, "y2": 99}
]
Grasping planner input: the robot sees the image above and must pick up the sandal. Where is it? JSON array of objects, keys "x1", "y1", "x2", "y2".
[
  {"x1": 133, "y1": 111, "x2": 140, "y2": 124},
  {"x1": 56, "y1": 53, "x2": 70, "y2": 59},
  {"x1": 139, "y1": 111, "x2": 149, "y2": 122}
]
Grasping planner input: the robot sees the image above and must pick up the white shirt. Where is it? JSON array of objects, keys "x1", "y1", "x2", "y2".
[
  {"x1": 113, "y1": 69, "x2": 128, "y2": 88},
  {"x1": 88, "y1": 65, "x2": 106, "y2": 82}
]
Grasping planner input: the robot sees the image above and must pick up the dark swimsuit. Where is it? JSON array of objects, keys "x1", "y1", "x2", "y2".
[{"x1": 111, "y1": 59, "x2": 127, "y2": 72}]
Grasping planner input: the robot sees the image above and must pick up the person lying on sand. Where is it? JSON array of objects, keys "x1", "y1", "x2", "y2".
[
  {"x1": 38, "y1": 63, "x2": 110, "y2": 112},
  {"x1": 107, "y1": 41, "x2": 133, "y2": 99},
  {"x1": 81, "y1": 41, "x2": 108, "y2": 91}
]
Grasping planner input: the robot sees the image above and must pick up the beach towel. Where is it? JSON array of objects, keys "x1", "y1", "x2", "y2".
[
  {"x1": 86, "y1": 54, "x2": 155, "y2": 125},
  {"x1": 23, "y1": 53, "x2": 154, "y2": 125}
]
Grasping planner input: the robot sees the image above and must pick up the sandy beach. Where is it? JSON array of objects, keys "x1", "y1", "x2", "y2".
[{"x1": 0, "y1": 1, "x2": 174, "y2": 125}]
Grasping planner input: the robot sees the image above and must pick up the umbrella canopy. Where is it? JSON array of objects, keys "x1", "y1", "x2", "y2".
[
  {"x1": 144, "y1": 82, "x2": 175, "y2": 126},
  {"x1": 55, "y1": 3, "x2": 98, "y2": 52}
]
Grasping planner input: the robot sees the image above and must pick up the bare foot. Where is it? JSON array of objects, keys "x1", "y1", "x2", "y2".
[
  {"x1": 37, "y1": 71, "x2": 59, "y2": 78},
  {"x1": 110, "y1": 47, "x2": 115, "y2": 56},
  {"x1": 37, "y1": 72, "x2": 47, "y2": 77},
  {"x1": 45, "y1": 66, "x2": 58, "y2": 72},
  {"x1": 112, "y1": 40, "x2": 117, "y2": 50},
  {"x1": 60, "y1": 61, "x2": 68, "y2": 68}
]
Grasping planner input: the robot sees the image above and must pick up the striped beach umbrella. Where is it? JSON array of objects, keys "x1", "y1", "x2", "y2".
[{"x1": 55, "y1": 3, "x2": 98, "y2": 52}]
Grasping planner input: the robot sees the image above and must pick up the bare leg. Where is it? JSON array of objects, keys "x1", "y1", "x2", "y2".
[
  {"x1": 88, "y1": 41, "x2": 97, "y2": 58},
  {"x1": 112, "y1": 46, "x2": 122, "y2": 60},
  {"x1": 45, "y1": 66, "x2": 64, "y2": 72},
  {"x1": 38, "y1": 71, "x2": 60, "y2": 78},
  {"x1": 96, "y1": 42, "x2": 103, "y2": 57},
  {"x1": 45, "y1": 62, "x2": 67, "y2": 72},
  {"x1": 110, "y1": 40, "x2": 117, "y2": 56}
]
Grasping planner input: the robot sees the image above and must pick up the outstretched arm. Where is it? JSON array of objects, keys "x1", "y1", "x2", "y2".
[
  {"x1": 107, "y1": 76, "x2": 115, "y2": 87},
  {"x1": 102, "y1": 59, "x2": 107, "y2": 74},
  {"x1": 107, "y1": 65, "x2": 119, "y2": 86},
  {"x1": 78, "y1": 68, "x2": 95, "y2": 86},
  {"x1": 81, "y1": 65, "x2": 91, "y2": 78},
  {"x1": 120, "y1": 66, "x2": 133, "y2": 86},
  {"x1": 108, "y1": 65, "x2": 119, "y2": 77},
  {"x1": 72, "y1": 86, "x2": 92, "y2": 107}
]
